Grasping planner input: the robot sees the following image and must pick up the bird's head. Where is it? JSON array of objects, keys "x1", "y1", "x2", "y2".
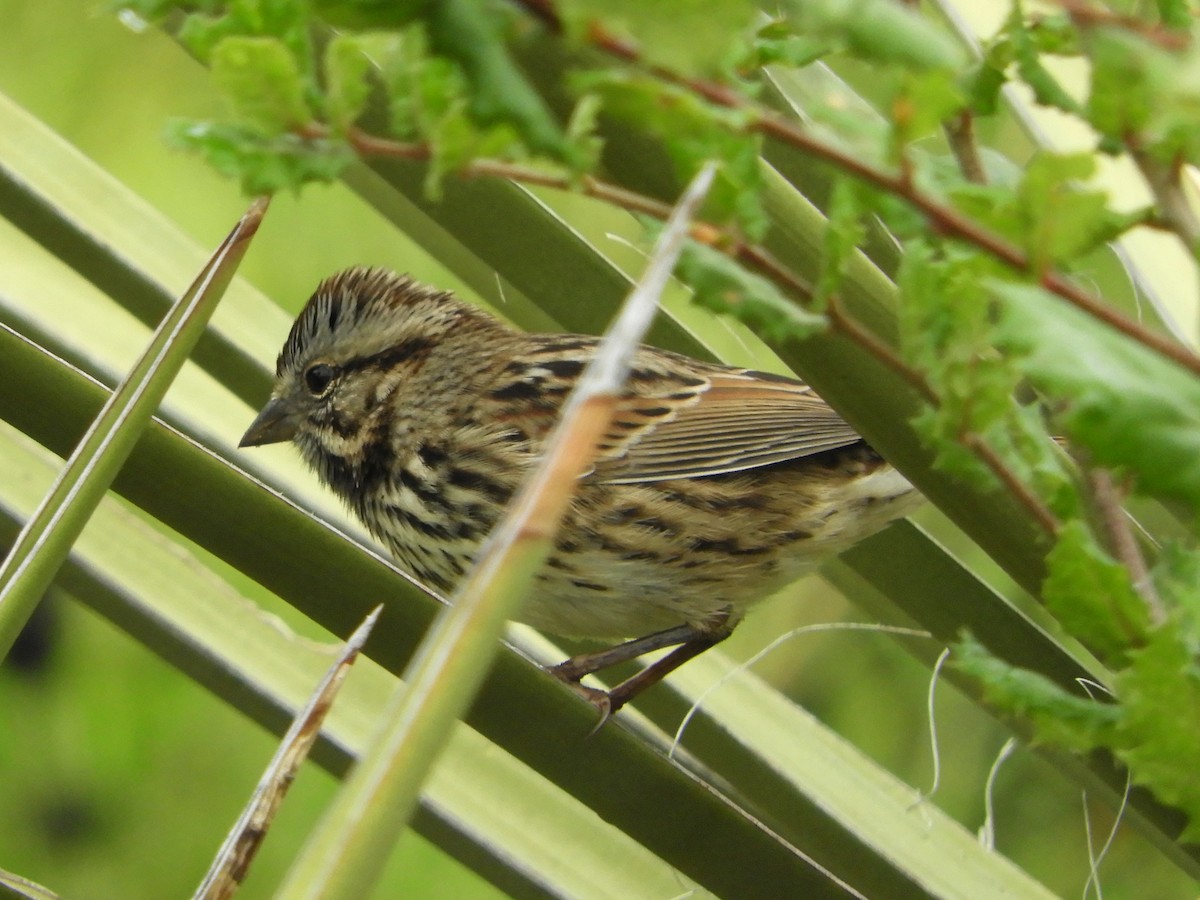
[{"x1": 239, "y1": 266, "x2": 502, "y2": 463}]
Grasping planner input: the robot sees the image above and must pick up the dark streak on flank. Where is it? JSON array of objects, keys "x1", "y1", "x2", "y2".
[
  {"x1": 571, "y1": 579, "x2": 609, "y2": 592},
  {"x1": 691, "y1": 537, "x2": 769, "y2": 556},
  {"x1": 387, "y1": 503, "x2": 454, "y2": 541},
  {"x1": 447, "y1": 467, "x2": 511, "y2": 504},
  {"x1": 490, "y1": 380, "x2": 540, "y2": 401},
  {"x1": 417, "y1": 444, "x2": 449, "y2": 468},
  {"x1": 539, "y1": 358, "x2": 585, "y2": 378}
]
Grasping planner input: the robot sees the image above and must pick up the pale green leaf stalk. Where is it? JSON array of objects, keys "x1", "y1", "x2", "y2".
[
  {"x1": 0, "y1": 197, "x2": 268, "y2": 661},
  {"x1": 276, "y1": 164, "x2": 717, "y2": 900}
]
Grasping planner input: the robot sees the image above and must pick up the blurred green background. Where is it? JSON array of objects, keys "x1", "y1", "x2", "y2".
[{"x1": 0, "y1": 2, "x2": 1192, "y2": 897}]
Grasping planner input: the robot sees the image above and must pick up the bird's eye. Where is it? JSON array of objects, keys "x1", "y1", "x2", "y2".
[{"x1": 304, "y1": 363, "x2": 338, "y2": 396}]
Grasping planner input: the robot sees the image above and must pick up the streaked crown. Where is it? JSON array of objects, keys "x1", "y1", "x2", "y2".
[{"x1": 276, "y1": 266, "x2": 501, "y2": 378}]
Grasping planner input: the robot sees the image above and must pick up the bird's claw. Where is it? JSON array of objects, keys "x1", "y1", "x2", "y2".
[{"x1": 549, "y1": 667, "x2": 616, "y2": 733}]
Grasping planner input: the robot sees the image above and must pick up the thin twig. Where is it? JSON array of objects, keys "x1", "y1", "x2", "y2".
[
  {"x1": 1054, "y1": 0, "x2": 1191, "y2": 51},
  {"x1": 944, "y1": 110, "x2": 987, "y2": 185},
  {"x1": 1085, "y1": 468, "x2": 1166, "y2": 626},
  {"x1": 196, "y1": 606, "x2": 383, "y2": 900},
  {"x1": 961, "y1": 432, "x2": 1061, "y2": 534},
  {"x1": 343, "y1": 128, "x2": 678, "y2": 220},
  {"x1": 825, "y1": 296, "x2": 939, "y2": 403},
  {"x1": 1124, "y1": 135, "x2": 1200, "y2": 258}
]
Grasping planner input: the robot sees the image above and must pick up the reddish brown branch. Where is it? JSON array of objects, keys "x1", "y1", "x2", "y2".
[
  {"x1": 343, "y1": 128, "x2": 676, "y2": 220},
  {"x1": 1053, "y1": 0, "x2": 1191, "y2": 51},
  {"x1": 825, "y1": 297, "x2": 939, "y2": 403},
  {"x1": 961, "y1": 433, "x2": 1061, "y2": 535}
]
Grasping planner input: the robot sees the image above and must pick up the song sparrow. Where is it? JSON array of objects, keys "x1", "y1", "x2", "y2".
[{"x1": 241, "y1": 267, "x2": 921, "y2": 714}]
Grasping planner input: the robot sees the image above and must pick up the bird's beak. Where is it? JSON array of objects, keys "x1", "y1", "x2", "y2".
[{"x1": 239, "y1": 397, "x2": 301, "y2": 448}]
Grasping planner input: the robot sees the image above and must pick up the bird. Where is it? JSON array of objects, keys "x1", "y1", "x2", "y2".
[{"x1": 240, "y1": 266, "x2": 922, "y2": 715}]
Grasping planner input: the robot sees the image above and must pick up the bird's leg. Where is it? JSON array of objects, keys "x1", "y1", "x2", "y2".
[{"x1": 548, "y1": 618, "x2": 732, "y2": 722}]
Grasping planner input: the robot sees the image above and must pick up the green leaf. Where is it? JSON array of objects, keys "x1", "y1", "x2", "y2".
[
  {"x1": 312, "y1": 0, "x2": 431, "y2": 29},
  {"x1": 889, "y1": 69, "x2": 964, "y2": 155},
  {"x1": 1042, "y1": 521, "x2": 1149, "y2": 665},
  {"x1": 1153, "y1": 543, "x2": 1200, "y2": 654},
  {"x1": 1116, "y1": 627, "x2": 1200, "y2": 842},
  {"x1": 740, "y1": 19, "x2": 827, "y2": 72},
  {"x1": 897, "y1": 241, "x2": 1064, "y2": 498},
  {"x1": 949, "y1": 152, "x2": 1130, "y2": 272},
  {"x1": 993, "y1": 281, "x2": 1200, "y2": 510},
  {"x1": 1087, "y1": 29, "x2": 1200, "y2": 163},
  {"x1": 575, "y1": 71, "x2": 764, "y2": 233},
  {"x1": 815, "y1": 179, "x2": 865, "y2": 307},
  {"x1": 962, "y1": 59, "x2": 1008, "y2": 116},
  {"x1": 211, "y1": 35, "x2": 312, "y2": 132},
  {"x1": 558, "y1": 0, "x2": 757, "y2": 76},
  {"x1": 676, "y1": 239, "x2": 827, "y2": 341},
  {"x1": 1016, "y1": 152, "x2": 1123, "y2": 271},
  {"x1": 424, "y1": 0, "x2": 571, "y2": 161},
  {"x1": 780, "y1": 0, "x2": 965, "y2": 71},
  {"x1": 165, "y1": 120, "x2": 355, "y2": 194},
  {"x1": 1156, "y1": 0, "x2": 1191, "y2": 31},
  {"x1": 563, "y1": 93, "x2": 604, "y2": 176},
  {"x1": 1006, "y1": 3, "x2": 1083, "y2": 115},
  {"x1": 324, "y1": 34, "x2": 374, "y2": 132},
  {"x1": 954, "y1": 634, "x2": 1121, "y2": 752}
]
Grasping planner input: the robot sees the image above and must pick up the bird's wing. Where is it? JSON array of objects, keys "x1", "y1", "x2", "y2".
[{"x1": 590, "y1": 367, "x2": 864, "y2": 484}]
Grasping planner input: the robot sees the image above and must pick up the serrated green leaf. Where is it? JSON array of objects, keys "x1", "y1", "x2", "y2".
[
  {"x1": 324, "y1": 34, "x2": 374, "y2": 132},
  {"x1": 741, "y1": 22, "x2": 827, "y2": 71},
  {"x1": 993, "y1": 281, "x2": 1200, "y2": 510},
  {"x1": 558, "y1": 0, "x2": 757, "y2": 77},
  {"x1": 1116, "y1": 628, "x2": 1200, "y2": 841},
  {"x1": 1153, "y1": 543, "x2": 1200, "y2": 653},
  {"x1": 563, "y1": 93, "x2": 603, "y2": 176},
  {"x1": 575, "y1": 72, "x2": 763, "y2": 232},
  {"x1": 889, "y1": 69, "x2": 963, "y2": 154},
  {"x1": 211, "y1": 35, "x2": 312, "y2": 132},
  {"x1": 424, "y1": 0, "x2": 571, "y2": 161},
  {"x1": 1087, "y1": 29, "x2": 1200, "y2": 163},
  {"x1": 815, "y1": 179, "x2": 865, "y2": 307},
  {"x1": 949, "y1": 151, "x2": 1129, "y2": 271},
  {"x1": 954, "y1": 634, "x2": 1121, "y2": 752},
  {"x1": 1043, "y1": 521, "x2": 1150, "y2": 665},
  {"x1": 897, "y1": 241, "x2": 1037, "y2": 489},
  {"x1": 1007, "y1": 3, "x2": 1083, "y2": 115},
  {"x1": 165, "y1": 120, "x2": 354, "y2": 194},
  {"x1": 1025, "y1": 13, "x2": 1079, "y2": 57},
  {"x1": 962, "y1": 59, "x2": 1008, "y2": 116},
  {"x1": 676, "y1": 239, "x2": 826, "y2": 341},
  {"x1": 1016, "y1": 152, "x2": 1123, "y2": 270}
]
